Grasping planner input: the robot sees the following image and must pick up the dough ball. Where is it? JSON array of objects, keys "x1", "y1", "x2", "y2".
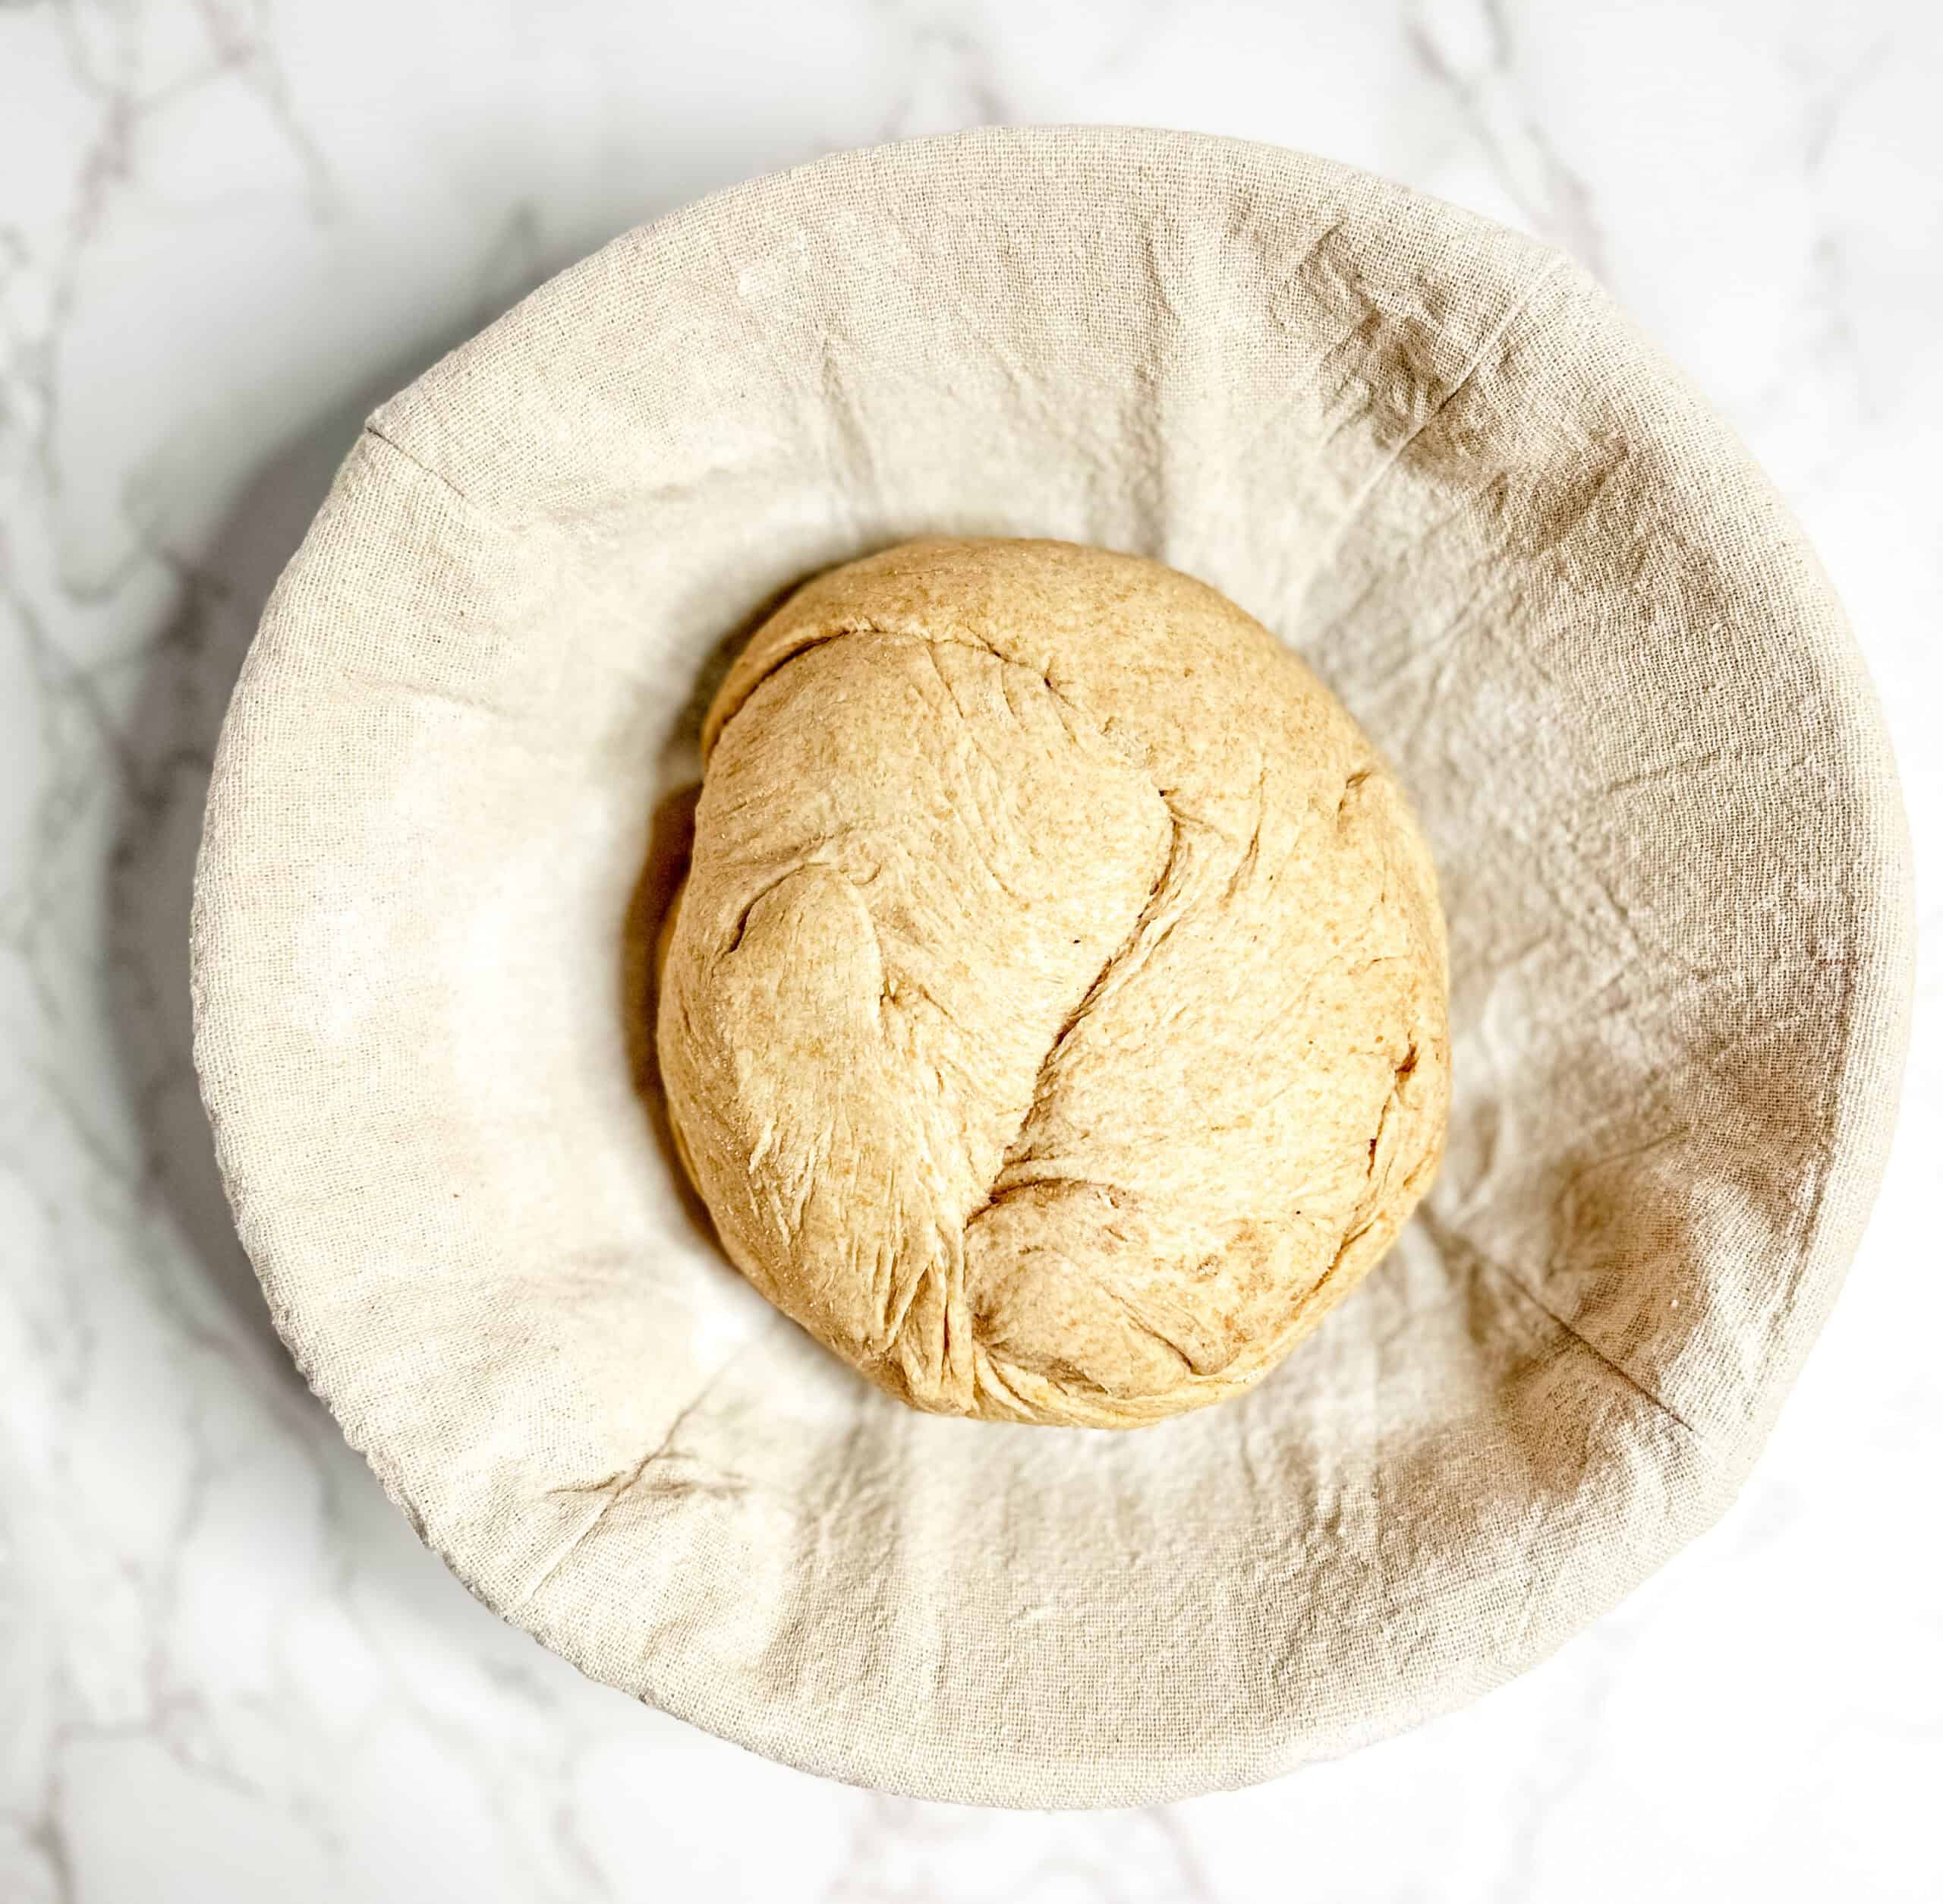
[{"x1": 657, "y1": 537, "x2": 1449, "y2": 1428}]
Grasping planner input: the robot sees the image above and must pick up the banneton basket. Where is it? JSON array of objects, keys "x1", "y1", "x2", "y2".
[{"x1": 191, "y1": 128, "x2": 1913, "y2": 1808}]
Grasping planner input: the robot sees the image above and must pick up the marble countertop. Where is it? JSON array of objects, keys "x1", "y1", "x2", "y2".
[{"x1": 3, "y1": 2, "x2": 1938, "y2": 1898}]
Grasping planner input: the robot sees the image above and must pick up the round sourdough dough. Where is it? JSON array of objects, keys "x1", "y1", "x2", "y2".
[{"x1": 657, "y1": 537, "x2": 1450, "y2": 1428}]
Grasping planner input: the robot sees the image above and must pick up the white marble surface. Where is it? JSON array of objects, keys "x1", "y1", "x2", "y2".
[{"x1": 2, "y1": 0, "x2": 1939, "y2": 1896}]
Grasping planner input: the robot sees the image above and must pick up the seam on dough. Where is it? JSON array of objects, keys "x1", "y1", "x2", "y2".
[
  {"x1": 715, "y1": 609, "x2": 1198, "y2": 1247},
  {"x1": 964, "y1": 809, "x2": 1185, "y2": 1228},
  {"x1": 720, "y1": 862, "x2": 824, "y2": 957},
  {"x1": 704, "y1": 628, "x2": 851, "y2": 753},
  {"x1": 1093, "y1": 1280, "x2": 1200, "y2": 1376}
]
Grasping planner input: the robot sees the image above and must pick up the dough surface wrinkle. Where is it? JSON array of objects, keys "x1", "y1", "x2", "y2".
[{"x1": 658, "y1": 536, "x2": 1450, "y2": 1427}]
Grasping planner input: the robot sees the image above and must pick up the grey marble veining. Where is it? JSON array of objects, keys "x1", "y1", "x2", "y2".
[{"x1": 2, "y1": 2, "x2": 1938, "y2": 1899}]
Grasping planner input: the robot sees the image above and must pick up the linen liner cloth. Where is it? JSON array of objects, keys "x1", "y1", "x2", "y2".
[{"x1": 191, "y1": 127, "x2": 1914, "y2": 1808}]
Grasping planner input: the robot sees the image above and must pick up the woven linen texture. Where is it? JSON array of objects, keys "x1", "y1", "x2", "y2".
[{"x1": 192, "y1": 128, "x2": 1913, "y2": 1808}]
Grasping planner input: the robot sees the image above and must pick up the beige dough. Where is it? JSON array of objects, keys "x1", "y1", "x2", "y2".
[{"x1": 657, "y1": 538, "x2": 1449, "y2": 1428}]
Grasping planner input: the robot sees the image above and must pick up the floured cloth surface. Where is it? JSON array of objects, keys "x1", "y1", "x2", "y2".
[{"x1": 192, "y1": 128, "x2": 1913, "y2": 1807}]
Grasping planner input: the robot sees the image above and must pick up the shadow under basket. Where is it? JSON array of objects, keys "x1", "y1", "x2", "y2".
[{"x1": 190, "y1": 127, "x2": 1913, "y2": 1808}]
